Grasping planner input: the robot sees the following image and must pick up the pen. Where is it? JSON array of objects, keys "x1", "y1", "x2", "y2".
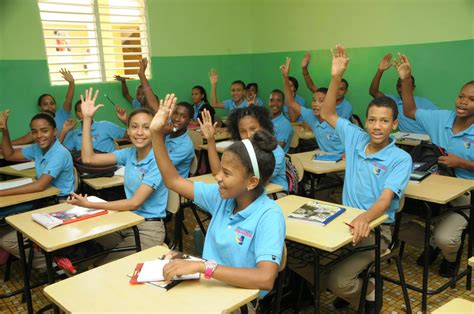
[
  {"x1": 344, "y1": 222, "x2": 354, "y2": 229},
  {"x1": 104, "y1": 94, "x2": 116, "y2": 106},
  {"x1": 164, "y1": 279, "x2": 183, "y2": 291}
]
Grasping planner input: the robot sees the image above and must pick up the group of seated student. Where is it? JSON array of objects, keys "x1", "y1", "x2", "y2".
[{"x1": 0, "y1": 42, "x2": 471, "y2": 312}]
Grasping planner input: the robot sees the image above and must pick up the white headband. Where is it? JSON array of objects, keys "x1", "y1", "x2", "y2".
[{"x1": 242, "y1": 139, "x2": 260, "y2": 179}]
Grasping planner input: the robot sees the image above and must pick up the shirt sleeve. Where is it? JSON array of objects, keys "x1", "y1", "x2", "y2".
[
  {"x1": 223, "y1": 99, "x2": 233, "y2": 110},
  {"x1": 383, "y1": 153, "x2": 412, "y2": 198},
  {"x1": 338, "y1": 101, "x2": 353, "y2": 120},
  {"x1": 335, "y1": 115, "x2": 362, "y2": 145},
  {"x1": 418, "y1": 98, "x2": 439, "y2": 110},
  {"x1": 254, "y1": 207, "x2": 286, "y2": 265},
  {"x1": 193, "y1": 181, "x2": 224, "y2": 216},
  {"x1": 415, "y1": 109, "x2": 445, "y2": 138},
  {"x1": 21, "y1": 145, "x2": 35, "y2": 160},
  {"x1": 300, "y1": 106, "x2": 316, "y2": 125},
  {"x1": 272, "y1": 146, "x2": 286, "y2": 180},
  {"x1": 141, "y1": 163, "x2": 163, "y2": 191},
  {"x1": 62, "y1": 131, "x2": 77, "y2": 151},
  {"x1": 104, "y1": 121, "x2": 126, "y2": 139},
  {"x1": 111, "y1": 148, "x2": 129, "y2": 167}
]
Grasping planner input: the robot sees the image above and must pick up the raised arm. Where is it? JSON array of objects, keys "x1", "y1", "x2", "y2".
[
  {"x1": 0, "y1": 110, "x2": 27, "y2": 161},
  {"x1": 114, "y1": 75, "x2": 133, "y2": 104},
  {"x1": 137, "y1": 58, "x2": 160, "y2": 113},
  {"x1": 60, "y1": 68, "x2": 75, "y2": 113},
  {"x1": 80, "y1": 88, "x2": 117, "y2": 165},
  {"x1": 11, "y1": 132, "x2": 34, "y2": 145},
  {"x1": 301, "y1": 52, "x2": 319, "y2": 93},
  {"x1": 369, "y1": 53, "x2": 392, "y2": 98},
  {"x1": 320, "y1": 45, "x2": 350, "y2": 128},
  {"x1": 198, "y1": 109, "x2": 221, "y2": 176},
  {"x1": 58, "y1": 118, "x2": 77, "y2": 143},
  {"x1": 394, "y1": 53, "x2": 416, "y2": 119},
  {"x1": 209, "y1": 69, "x2": 225, "y2": 109},
  {"x1": 280, "y1": 57, "x2": 302, "y2": 122},
  {"x1": 151, "y1": 94, "x2": 194, "y2": 200}
]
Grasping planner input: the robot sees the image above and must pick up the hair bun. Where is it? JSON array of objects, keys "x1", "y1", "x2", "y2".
[{"x1": 251, "y1": 129, "x2": 277, "y2": 153}]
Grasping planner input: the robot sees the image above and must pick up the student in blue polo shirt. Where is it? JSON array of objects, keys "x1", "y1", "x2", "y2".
[
  {"x1": 319, "y1": 45, "x2": 412, "y2": 311},
  {"x1": 114, "y1": 74, "x2": 145, "y2": 109},
  {"x1": 66, "y1": 88, "x2": 168, "y2": 263},
  {"x1": 301, "y1": 52, "x2": 353, "y2": 120},
  {"x1": 282, "y1": 76, "x2": 307, "y2": 122},
  {"x1": 191, "y1": 85, "x2": 215, "y2": 122},
  {"x1": 246, "y1": 83, "x2": 264, "y2": 107},
  {"x1": 208, "y1": 68, "x2": 248, "y2": 111},
  {"x1": 200, "y1": 106, "x2": 289, "y2": 192},
  {"x1": 150, "y1": 93, "x2": 285, "y2": 293},
  {"x1": 60, "y1": 100, "x2": 127, "y2": 153},
  {"x1": 395, "y1": 54, "x2": 474, "y2": 277},
  {"x1": 269, "y1": 89, "x2": 293, "y2": 153},
  {"x1": 0, "y1": 111, "x2": 74, "y2": 268},
  {"x1": 281, "y1": 57, "x2": 344, "y2": 155},
  {"x1": 6, "y1": 69, "x2": 75, "y2": 146},
  {"x1": 369, "y1": 53, "x2": 439, "y2": 134}
]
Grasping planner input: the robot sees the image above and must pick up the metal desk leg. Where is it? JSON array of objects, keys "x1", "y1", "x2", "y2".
[
  {"x1": 132, "y1": 226, "x2": 142, "y2": 252},
  {"x1": 44, "y1": 252, "x2": 59, "y2": 314},
  {"x1": 312, "y1": 248, "x2": 321, "y2": 314},
  {"x1": 374, "y1": 227, "x2": 382, "y2": 312},
  {"x1": 421, "y1": 201, "x2": 432, "y2": 313},
  {"x1": 467, "y1": 194, "x2": 473, "y2": 290},
  {"x1": 17, "y1": 232, "x2": 33, "y2": 314}
]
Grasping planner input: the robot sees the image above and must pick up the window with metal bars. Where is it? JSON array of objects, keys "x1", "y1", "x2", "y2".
[{"x1": 37, "y1": 0, "x2": 150, "y2": 85}]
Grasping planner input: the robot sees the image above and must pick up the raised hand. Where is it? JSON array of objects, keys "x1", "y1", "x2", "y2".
[
  {"x1": 209, "y1": 68, "x2": 218, "y2": 85},
  {"x1": 280, "y1": 57, "x2": 291, "y2": 77},
  {"x1": 150, "y1": 93, "x2": 177, "y2": 133},
  {"x1": 115, "y1": 105, "x2": 128, "y2": 123},
  {"x1": 62, "y1": 119, "x2": 77, "y2": 133},
  {"x1": 60, "y1": 68, "x2": 75, "y2": 83},
  {"x1": 114, "y1": 75, "x2": 130, "y2": 82},
  {"x1": 301, "y1": 52, "x2": 311, "y2": 68},
  {"x1": 67, "y1": 192, "x2": 89, "y2": 207},
  {"x1": 0, "y1": 110, "x2": 10, "y2": 130},
  {"x1": 378, "y1": 53, "x2": 392, "y2": 71},
  {"x1": 393, "y1": 53, "x2": 412, "y2": 80},
  {"x1": 330, "y1": 44, "x2": 349, "y2": 77},
  {"x1": 80, "y1": 88, "x2": 103, "y2": 119},
  {"x1": 197, "y1": 109, "x2": 218, "y2": 141},
  {"x1": 138, "y1": 58, "x2": 148, "y2": 78}
]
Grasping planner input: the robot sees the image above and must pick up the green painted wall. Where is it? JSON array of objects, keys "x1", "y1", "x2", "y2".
[{"x1": 0, "y1": 0, "x2": 473, "y2": 138}]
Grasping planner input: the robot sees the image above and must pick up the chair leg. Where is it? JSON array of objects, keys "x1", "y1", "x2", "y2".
[
  {"x1": 398, "y1": 241, "x2": 406, "y2": 260},
  {"x1": 272, "y1": 270, "x2": 285, "y2": 313},
  {"x1": 358, "y1": 267, "x2": 372, "y2": 314},
  {"x1": 393, "y1": 255, "x2": 412, "y2": 314},
  {"x1": 3, "y1": 254, "x2": 15, "y2": 282}
]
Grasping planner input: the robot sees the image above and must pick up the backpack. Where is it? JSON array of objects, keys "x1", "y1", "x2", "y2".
[
  {"x1": 285, "y1": 155, "x2": 300, "y2": 194},
  {"x1": 71, "y1": 150, "x2": 118, "y2": 179},
  {"x1": 410, "y1": 142, "x2": 455, "y2": 177}
]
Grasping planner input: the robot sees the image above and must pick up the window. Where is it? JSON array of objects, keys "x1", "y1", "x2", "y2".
[{"x1": 38, "y1": 0, "x2": 150, "y2": 85}]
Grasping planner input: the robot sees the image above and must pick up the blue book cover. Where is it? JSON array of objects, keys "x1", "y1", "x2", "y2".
[
  {"x1": 288, "y1": 201, "x2": 346, "y2": 226},
  {"x1": 312, "y1": 153, "x2": 342, "y2": 163}
]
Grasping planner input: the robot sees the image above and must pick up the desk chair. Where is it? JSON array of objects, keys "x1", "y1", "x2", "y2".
[
  {"x1": 286, "y1": 154, "x2": 304, "y2": 195},
  {"x1": 189, "y1": 154, "x2": 198, "y2": 177},
  {"x1": 165, "y1": 189, "x2": 181, "y2": 250}
]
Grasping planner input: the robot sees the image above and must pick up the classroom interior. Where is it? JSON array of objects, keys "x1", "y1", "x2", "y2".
[{"x1": 0, "y1": 0, "x2": 473, "y2": 313}]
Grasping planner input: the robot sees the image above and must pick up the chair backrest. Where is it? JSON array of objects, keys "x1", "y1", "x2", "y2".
[
  {"x1": 188, "y1": 130, "x2": 204, "y2": 151},
  {"x1": 279, "y1": 243, "x2": 287, "y2": 272},
  {"x1": 73, "y1": 166, "x2": 80, "y2": 193},
  {"x1": 287, "y1": 154, "x2": 304, "y2": 183},
  {"x1": 189, "y1": 154, "x2": 198, "y2": 177},
  {"x1": 167, "y1": 189, "x2": 181, "y2": 214},
  {"x1": 289, "y1": 130, "x2": 300, "y2": 149}
]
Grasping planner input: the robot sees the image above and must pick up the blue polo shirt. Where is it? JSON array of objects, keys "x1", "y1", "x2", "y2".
[
  {"x1": 223, "y1": 99, "x2": 249, "y2": 111},
  {"x1": 283, "y1": 94, "x2": 306, "y2": 123},
  {"x1": 300, "y1": 107, "x2": 344, "y2": 154},
  {"x1": 255, "y1": 97, "x2": 264, "y2": 107},
  {"x1": 132, "y1": 98, "x2": 142, "y2": 109},
  {"x1": 416, "y1": 109, "x2": 474, "y2": 179},
  {"x1": 55, "y1": 107, "x2": 70, "y2": 134},
  {"x1": 336, "y1": 118, "x2": 412, "y2": 223},
  {"x1": 272, "y1": 114, "x2": 293, "y2": 153},
  {"x1": 387, "y1": 95, "x2": 438, "y2": 134},
  {"x1": 22, "y1": 139, "x2": 74, "y2": 197},
  {"x1": 336, "y1": 98, "x2": 353, "y2": 120},
  {"x1": 271, "y1": 145, "x2": 288, "y2": 191},
  {"x1": 194, "y1": 181, "x2": 285, "y2": 269},
  {"x1": 165, "y1": 131, "x2": 195, "y2": 178},
  {"x1": 63, "y1": 120, "x2": 125, "y2": 153},
  {"x1": 112, "y1": 147, "x2": 168, "y2": 218},
  {"x1": 193, "y1": 101, "x2": 205, "y2": 120}
]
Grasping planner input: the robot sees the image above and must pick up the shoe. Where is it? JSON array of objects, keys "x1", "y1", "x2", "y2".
[
  {"x1": 416, "y1": 246, "x2": 440, "y2": 267},
  {"x1": 333, "y1": 297, "x2": 350, "y2": 309},
  {"x1": 438, "y1": 258, "x2": 457, "y2": 278},
  {"x1": 53, "y1": 256, "x2": 77, "y2": 275},
  {"x1": 364, "y1": 277, "x2": 383, "y2": 314}
]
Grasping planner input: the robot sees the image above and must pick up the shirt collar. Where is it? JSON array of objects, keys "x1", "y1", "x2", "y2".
[
  {"x1": 356, "y1": 136, "x2": 396, "y2": 161},
  {"x1": 131, "y1": 147, "x2": 155, "y2": 167},
  {"x1": 40, "y1": 139, "x2": 60, "y2": 162},
  {"x1": 444, "y1": 113, "x2": 474, "y2": 136},
  {"x1": 231, "y1": 192, "x2": 268, "y2": 219}
]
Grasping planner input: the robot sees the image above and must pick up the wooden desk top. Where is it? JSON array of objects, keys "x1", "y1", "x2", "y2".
[
  {"x1": 82, "y1": 175, "x2": 124, "y2": 190},
  {"x1": 43, "y1": 245, "x2": 259, "y2": 313},
  {"x1": 432, "y1": 298, "x2": 473, "y2": 313},
  {"x1": 0, "y1": 181, "x2": 60, "y2": 208},
  {"x1": 405, "y1": 174, "x2": 474, "y2": 204},
  {"x1": 189, "y1": 173, "x2": 284, "y2": 195},
  {"x1": 394, "y1": 132, "x2": 431, "y2": 147},
  {"x1": 6, "y1": 203, "x2": 144, "y2": 252},
  {"x1": 277, "y1": 195, "x2": 388, "y2": 252},
  {"x1": 468, "y1": 257, "x2": 474, "y2": 267},
  {"x1": 289, "y1": 150, "x2": 346, "y2": 175},
  {"x1": 189, "y1": 128, "x2": 231, "y2": 142},
  {"x1": 293, "y1": 125, "x2": 315, "y2": 140},
  {"x1": 0, "y1": 165, "x2": 36, "y2": 178}
]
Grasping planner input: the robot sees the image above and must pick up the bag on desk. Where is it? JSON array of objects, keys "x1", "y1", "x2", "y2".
[
  {"x1": 71, "y1": 150, "x2": 118, "y2": 179},
  {"x1": 410, "y1": 142, "x2": 455, "y2": 177}
]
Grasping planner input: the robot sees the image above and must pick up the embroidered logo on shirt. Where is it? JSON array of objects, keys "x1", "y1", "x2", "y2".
[
  {"x1": 462, "y1": 138, "x2": 472, "y2": 149},
  {"x1": 234, "y1": 227, "x2": 253, "y2": 245},
  {"x1": 371, "y1": 162, "x2": 386, "y2": 176},
  {"x1": 137, "y1": 168, "x2": 148, "y2": 180}
]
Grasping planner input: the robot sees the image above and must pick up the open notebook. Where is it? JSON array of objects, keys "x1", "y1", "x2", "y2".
[
  {"x1": 0, "y1": 178, "x2": 33, "y2": 190},
  {"x1": 9, "y1": 161, "x2": 35, "y2": 171}
]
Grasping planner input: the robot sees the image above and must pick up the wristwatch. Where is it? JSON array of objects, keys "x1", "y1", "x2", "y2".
[{"x1": 204, "y1": 260, "x2": 217, "y2": 279}]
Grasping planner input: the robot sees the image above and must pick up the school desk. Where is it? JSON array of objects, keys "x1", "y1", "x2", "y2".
[
  {"x1": 399, "y1": 174, "x2": 474, "y2": 313},
  {"x1": 43, "y1": 245, "x2": 259, "y2": 313},
  {"x1": 469, "y1": 256, "x2": 474, "y2": 267},
  {"x1": 6, "y1": 203, "x2": 144, "y2": 313},
  {"x1": 82, "y1": 175, "x2": 124, "y2": 190},
  {"x1": 0, "y1": 179, "x2": 60, "y2": 208},
  {"x1": 393, "y1": 131, "x2": 431, "y2": 147},
  {"x1": 277, "y1": 195, "x2": 388, "y2": 313},
  {"x1": 432, "y1": 298, "x2": 474, "y2": 313},
  {"x1": 0, "y1": 164, "x2": 36, "y2": 179}
]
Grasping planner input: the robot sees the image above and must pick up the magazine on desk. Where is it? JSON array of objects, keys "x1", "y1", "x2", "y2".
[
  {"x1": 32, "y1": 196, "x2": 107, "y2": 229},
  {"x1": 288, "y1": 201, "x2": 346, "y2": 226}
]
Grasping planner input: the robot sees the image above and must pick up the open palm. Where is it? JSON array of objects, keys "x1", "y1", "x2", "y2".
[
  {"x1": 80, "y1": 88, "x2": 103, "y2": 119},
  {"x1": 331, "y1": 44, "x2": 349, "y2": 77},
  {"x1": 394, "y1": 53, "x2": 412, "y2": 80},
  {"x1": 198, "y1": 109, "x2": 217, "y2": 140},
  {"x1": 150, "y1": 94, "x2": 177, "y2": 133}
]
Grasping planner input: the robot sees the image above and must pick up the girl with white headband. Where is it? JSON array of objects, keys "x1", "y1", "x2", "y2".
[{"x1": 150, "y1": 94, "x2": 285, "y2": 293}]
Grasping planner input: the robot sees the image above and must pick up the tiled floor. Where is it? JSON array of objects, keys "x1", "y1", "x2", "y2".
[{"x1": 0, "y1": 206, "x2": 472, "y2": 313}]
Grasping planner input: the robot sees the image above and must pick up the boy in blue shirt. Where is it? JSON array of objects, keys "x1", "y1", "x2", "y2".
[
  {"x1": 301, "y1": 52, "x2": 353, "y2": 120},
  {"x1": 369, "y1": 53, "x2": 439, "y2": 134},
  {"x1": 282, "y1": 76, "x2": 307, "y2": 122},
  {"x1": 61, "y1": 100, "x2": 127, "y2": 153},
  {"x1": 395, "y1": 53, "x2": 473, "y2": 277},
  {"x1": 319, "y1": 45, "x2": 412, "y2": 311},
  {"x1": 209, "y1": 68, "x2": 248, "y2": 111},
  {"x1": 269, "y1": 89, "x2": 293, "y2": 153},
  {"x1": 281, "y1": 57, "x2": 344, "y2": 155},
  {"x1": 246, "y1": 83, "x2": 264, "y2": 106}
]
